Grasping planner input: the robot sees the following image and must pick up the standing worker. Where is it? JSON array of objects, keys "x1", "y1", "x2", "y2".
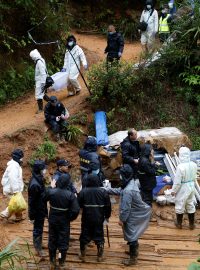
[
  {"x1": 61, "y1": 35, "x2": 87, "y2": 97},
  {"x1": 28, "y1": 160, "x2": 47, "y2": 259},
  {"x1": 45, "y1": 174, "x2": 80, "y2": 270},
  {"x1": 0, "y1": 149, "x2": 24, "y2": 221},
  {"x1": 159, "y1": 5, "x2": 172, "y2": 43},
  {"x1": 30, "y1": 49, "x2": 47, "y2": 113},
  {"x1": 139, "y1": 0, "x2": 158, "y2": 53},
  {"x1": 78, "y1": 174, "x2": 111, "y2": 262},
  {"x1": 104, "y1": 25, "x2": 124, "y2": 62},
  {"x1": 104, "y1": 165, "x2": 151, "y2": 265},
  {"x1": 171, "y1": 147, "x2": 197, "y2": 230},
  {"x1": 121, "y1": 129, "x2": 141, "y2": 179},
  {"x1": 79, "y1": 136, "x2": 104, "y2": 188}
]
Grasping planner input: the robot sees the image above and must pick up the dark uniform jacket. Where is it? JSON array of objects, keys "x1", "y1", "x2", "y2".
[
  {"x1": 44, "y1": 102, "x2": 66, "y2": 122},
  {"x1": 53, "y1": 170, "x2": 77, "y2": 194},
  {"x1": 28, "y1": 173, "x2": 47, "y2": 220},
  {"x1": 78, "y1": 177, "x2": 111, "y2": 224},
  {"x1": 138, "y1": 144, "x2": 157, "y2": 191},
  {"x1": 45, "y1": 175, "x2": 80, "y2": 225},
  {"x1": 105, "y1": 32, "x2": 124, "y2": 58}
]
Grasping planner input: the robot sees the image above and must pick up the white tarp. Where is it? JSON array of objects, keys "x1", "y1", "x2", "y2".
[{"x1": 51, "y1": 71, "x2": 68, "y2": 91}]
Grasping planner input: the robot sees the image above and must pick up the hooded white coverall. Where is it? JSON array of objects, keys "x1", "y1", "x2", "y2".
[
  {"x1": 171, "y1": 147, "x2": 197, "y2": 214},
  {"x1": 30, "y1": 49, "x2": 47, "y2": 100},
  {"x1": 140, "y1": 9, "x2": 158, "y2": 50},
  {"x1": 63, "y1": 45, "x2": 87, "y2": 95},
  {"x1": 1, "y1": 159, "x2": 24, "y2": 218}
]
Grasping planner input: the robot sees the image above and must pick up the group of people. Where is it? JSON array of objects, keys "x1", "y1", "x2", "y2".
[{"x1": 0, "y1": 129, "x2": 198, "y2": 268}]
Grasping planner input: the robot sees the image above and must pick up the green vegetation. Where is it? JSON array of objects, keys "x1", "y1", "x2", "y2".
[
  {"x1": 0, "y1": 239, "x2": 38, "y2": 270},
  {"x1": 30, "y1": 136, "x2": 57, "y2": 165},
  {"x1": 65, "y1": 125, "x2": 84, "y2": 146}
]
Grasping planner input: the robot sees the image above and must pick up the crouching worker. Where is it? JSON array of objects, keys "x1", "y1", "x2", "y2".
[
  {"x1": 28, "y1": 160, "x2": 47, "y2": 259},
  {"x1": 171, "y1": 146, "x2": 197, "y2": 230},
  {"x1": 0, "y1": 149, "x2": 24, "y2": 221},
  {"x1": 105, "y1": 164, "x2": 151, "y2": 266},
  {"x1": 45, "y1": 174, "x2": 80, "y2": 269},
  {"x1": 78, "y1": 174, "x2": 111, "y2": 262},
  {"x1": 44, "y1": 96, "x2": 69, "y2": 141}
]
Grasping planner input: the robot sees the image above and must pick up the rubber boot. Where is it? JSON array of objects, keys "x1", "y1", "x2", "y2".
[
  {"x1": 174, "y1": 214, "x2": 183, "y2": 229},
  {"x1": 58, "y1": 250, "x2": 67, "y2": 269},
  {"x1": 36, "y1": 99, "x2": 43, "y2": 114},
  {"x1": 33, "y1": 236, "x2": 45, "y2": 260},
  {"x1": 123, "y1": 243, "x2": 138, "y2": 266},
  {"x1": 97, "y1": 243, "x2": 104, "y2": 262},
  {"x1": 79, "y1": 242, "x2": 86, "y2": 262},
  {"x1": 188, "y1": 213, "x2": 195, "y2": 230},
  {"x1": 49, "y1": 249, "x2": 56, "y2": 270}
]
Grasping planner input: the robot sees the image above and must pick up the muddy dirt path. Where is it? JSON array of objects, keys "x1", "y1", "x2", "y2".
[{"x1": 0, "y1": 33, "x2": 141, "y2": 137}]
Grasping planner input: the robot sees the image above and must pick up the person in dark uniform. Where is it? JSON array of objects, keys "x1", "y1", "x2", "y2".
[
  {"x1": 45, "y1": 174, "x2": 80, "y2": 270},
  {"x1": 79, "y1": 136, "x2": 104, "y2": 188},
  {"x1": 52, "y1": 159, "x2": 77, "y2": 194},
  {"x1": 44, "y1": 96, "x2": 69, "y2": 141},
  {"x1": 121, "y1": 129, "x2": 141, "y2": 178},
  {"x1": 138, "y1": 144, "x2": 160, "y2": 206},
  {"x1": 28, "y1": 160, "x2": 47, "y2": 259},
  {"x1": 78, "y1": 174, "x2": 111, "y2": 262},
  {"x1": 105, "y1": 25, "x2": 124, "y2": 62}
]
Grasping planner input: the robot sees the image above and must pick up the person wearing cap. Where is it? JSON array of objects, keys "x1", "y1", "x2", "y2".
[
  {"x1": 52, "y1": 159, "x2": 77, "y2": 194},
  {"x1": 104, "y1": 164, "x2": 151, "y2": 266},
  {"x1": 121, "y1": 129, "x2": 141, "y2": 179},
  {"x1": 78, "y1": 174, "x2": 111, "y2": 263},
  {"x1": 28, "y1": 160, "x2": 47, "y2": 258},
  {"x1": 171, "y1": 146, "x2": 197, "y2": 230},
  {"x1": 44, "y1": 96, "x2": 69, "y2": 141},
  {"x1": 0, "y1": 149, "x2": 24, "y2": 221},
  {"x1": 30, "y1": 49, "x2": 47, "y2": 113},
  {"x1": 139, "y1": 0, "x2": 158, "y2": 53},
  {"x1": 61, "y1": 35, "x2": 88, "y2": 96},
  {"x1": 44, "y1": 174, "x2": 80, "y2": 269},
  {"x1": 79, "y1": 136, "x2": 104, "y2": 188}
]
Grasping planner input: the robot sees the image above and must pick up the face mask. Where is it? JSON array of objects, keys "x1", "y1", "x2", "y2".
[
  {"x1": 162, "y1": 9, "x2": 167, "y2": 14},
  {"x1": 42, "y1": 169, "x2": 47, "y2": 175},
  {"x1": 68, "y1": 41, "x2": 74, "y2": 47},
  {"x1": 108, "y1": 32, "x2": 114, "y2": 35},
  {"x1": 92, "y1": 169, "x2": 100, "y2": 175},
  {"x1": 146, "y1": 5, "x2": 152, "y2": 10}
]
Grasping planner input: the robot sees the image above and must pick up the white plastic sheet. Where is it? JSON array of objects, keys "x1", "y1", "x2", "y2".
[{"x1": 51, "y1": 71, "x2": 68, "y2": 91}]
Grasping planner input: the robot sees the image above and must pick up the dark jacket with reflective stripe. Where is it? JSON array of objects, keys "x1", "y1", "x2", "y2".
[
  {"x1": 44, "y1": 177, "x2": 80, "y2": 224},
  {"x1": 78, "y1": 187, "x2": 111, "y2": 224}
]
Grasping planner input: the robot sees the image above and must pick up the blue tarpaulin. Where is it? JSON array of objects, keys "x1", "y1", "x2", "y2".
[
  {"x1": 95, "y1": 111, "x2": 109, "y2": 146},
  {"x1": 153, "y1": 175, "x2": 173, "y2": 196}
]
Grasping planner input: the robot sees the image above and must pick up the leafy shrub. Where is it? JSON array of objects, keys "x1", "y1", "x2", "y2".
[
  {"x1": 65, "y1": 125, "x2": 84, "y2": 145},
  {"x1": 30, "y1": 136, "x2": 57, "y2": 165}
]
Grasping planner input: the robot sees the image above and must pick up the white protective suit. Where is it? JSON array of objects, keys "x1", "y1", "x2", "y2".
[
  {"x1": 172, "y1": 147, "x2": 197, "y2": 214},
  {"x1": 1, "y1": 159, "x2": 24, "y2": 195},
  {"x1": 63, "y1": 45, "x2": 87, "y2": 94},
  {"x1": 140, "y1": 9, "x2": 158, "y2": 49},
  {"x1": 30, "y1": 49, "x2": 47, "y2": 100}
]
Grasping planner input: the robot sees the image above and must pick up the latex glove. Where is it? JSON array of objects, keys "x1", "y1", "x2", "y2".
[
  {"x1": 60, "y1": 68, "x2": 66, "y2": 72},
  {"x1": 84, "y1": 64, "x2": 88, "y2": 70},
  {"x1": 51, "y1": 179, "x2": 56, "y2": 188},
  {"x1": 118, "y1": 52, "x2": 122, "y2": 57},
  {"x1": 56, "y1": 116, "x2": 60, "y2": 122},
  {"x1": 133, "y1": 159, "x2": 139, "y2": 164},
  {"x1": 61, "y1": 114, "x2": 68, "y2": 120},
  {"x1": 29, "y1": 220, "x2": 34, "y2": 224}
]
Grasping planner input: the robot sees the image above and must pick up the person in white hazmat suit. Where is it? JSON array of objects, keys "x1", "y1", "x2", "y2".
[
  {"x1": 139, "y1": 0, "x2": 158, "y2": 53},
  {"x1": 171, "y1": 146, "x2": 197, "y2": 230},
  {"x1": 104, "y1": 164, "x2": 151, "y2": 266},
  {"x1": 61, "y1": 35, "x2": 87, "y2": 96},
  {"x1": 30, "y1": 49, "x2": 47, "y2": 113},
  {"x1": 0, "y1": 149, "x2": 24, "y2": 221}
]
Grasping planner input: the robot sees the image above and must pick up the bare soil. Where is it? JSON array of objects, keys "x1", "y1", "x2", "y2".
[{"x1": 0, "y1": 33, "x2": 199, "y2": 270}]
